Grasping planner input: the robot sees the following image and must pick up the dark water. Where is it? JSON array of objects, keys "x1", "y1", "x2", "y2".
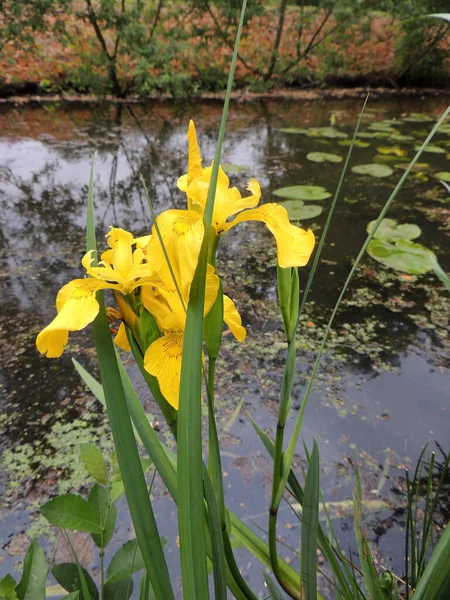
[{"x1": 0, "y1": 98, "x2": 449, "y2": 597}]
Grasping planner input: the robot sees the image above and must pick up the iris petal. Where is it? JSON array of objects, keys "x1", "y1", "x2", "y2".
[
  {"x1": 144, "y1": 332, "x2": 184, "y2": 409},
  {"x1": 37, "y1": 284, "x2": 103, "y2": 358},
  {"x1": 147, "y1": 209, "x2": 204, "y2": 297},
  {"x1": 221, "y1": 203, "x2": 315, "y2": 268},
  {"x1": 223, "y1": 295, "x2": 246, "y2": 342},
  {"x1": 114, "y1": 322, "x2": 131, "y2": 351}
]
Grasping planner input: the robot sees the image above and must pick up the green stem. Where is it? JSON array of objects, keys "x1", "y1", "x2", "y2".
[
  {"x1": 222, "y1": 528, "x2": 259, "y2": 600},
  {"x1": 100, "y1": 536, "x2": 105, "y2": 600},
  {"x1": 268, "y1": 511, "x2": 299, "y2": 599}
]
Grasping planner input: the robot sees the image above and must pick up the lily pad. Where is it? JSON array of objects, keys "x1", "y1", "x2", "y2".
[
  {"x1": 368, "y1": 123, "x2": 398, "y2": 133},
  {"x1": 273, "y1": 185, "x2": 332, "y2": 201},
  {"x1": 373, "y1": 155, "x2": 402, "y2": 165},
  {"x1": 281, "y1": 200, "x2": 323, "y2": 221},
  {"x1": 339, "y1": 139, "x2": 370, "y2": 148},
  {"x1": 390, "y1": 134, "x2": 414, "y2": 143},
  {"x1": 367, "y1": 218, "x2": 422, "y2": 242},
  {"x1": 380, "y1": 119, "x2": 402, "y2": 126},
  {"x1": 412, "y1": 172, "x2": 429, "y2": 183},
  {"x1": 415, "y1": 144, "x2": 445, "y2": 154},
  {"x1": 357, "y1": 132, "x2": 378, "y2": 139},
  {"x1": 403, "y1": 113, "x2": 434, "y2": 123},
  {"x1": 306, "y1": 152, "x2": 343, "y2": 164},
  {"x1": 367, "y1": 239, "x2": 437, "y2": 275},
  {"x1": 377, "y1": 146, "x2": 407, "y2": 157},
  {"x1": 436, "y1": 171, "x2": 450, "y2": 182},
  {"x1": 221, "y1": 163, "x2": 250, "y2": 174},
  {"x1": 352, "y1": 164, "x2": 393, "y2": 178},
  {"x1": 305, "y1": 127, "x2": 348, "y2": 139},
  {"x1": 279, "y1": 127, "x2": 307, "y2": 134}
]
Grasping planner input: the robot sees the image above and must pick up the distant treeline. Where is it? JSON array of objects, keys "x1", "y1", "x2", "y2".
[{"x1": 0, "y1": 0, "x2": 449, "y2": 97}]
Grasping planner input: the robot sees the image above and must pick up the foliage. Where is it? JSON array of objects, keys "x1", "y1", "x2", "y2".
[{"x1": 1, "y1": 0, "x2": 450, "y2": 97}]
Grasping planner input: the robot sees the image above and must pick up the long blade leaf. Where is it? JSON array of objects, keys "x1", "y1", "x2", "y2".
[
  {"x1": 85, "y1": 161, "x2": 174, "y2": 600},
  {"x1": 177, "y1": 1, "x2": 248, "y2": 597}
]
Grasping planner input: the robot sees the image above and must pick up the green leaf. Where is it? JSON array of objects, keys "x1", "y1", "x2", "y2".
[
  {"x1": 273, "y1": 185, "x2": 331, "y2": 201},
  {"x1": 410, "y1": 520, "x2": 450, "y2": 600},
  {"x1": 353, "y1": 469, "x2": 384, "y2": 600},
  {"x1": 279, "y1": 127, "x2": 308, "y2": 134},
  {"x1": 86, "y1": 165, "x2": 174, "y2": 600},
  {"x1": 230, "y1": 512, "x2": 302, "y2": 596},
  {"x1": 80, "y1": 444, "x2": 108, "y2": 485},
  {"x1": 368, "y1": 122, "x2": 398, "y2": 133},
  {"x1": 62, "y1": 594, "x2": 80, "y2": 600},
  {"x1": 0, "y1": 575, "x2": 17, "y2": 600},
  {"x1": 357, "y1": 132, "x2": 378, "y2": 139},
  {"x1": 177, "y1": 3, "x2": 249, "y2": 598},
  {"x1": 352, "y1": 163, "x2": 393, "y2": 178},
  {"x1": 436, "y1": 171, "x2": 450, "y2": 182},
  {"x1": 300, "y1": 442, "x2": 320, "y2": 600},
  {"x1": 104, "y1": 579, "x2": 133, "y2": 600},
  {"x1": 106, "y1": 539, "x2": 147, "y2": 584},
  {"x1": 367, "y1": 239, "x2": 437, "y2": 275},
  {"x1": 339, "y1": 138, "x2": 370, "y2": 148},
  {"x1": 306, "y1": 152, "x2": 343, "y2": 164},
  {"x1": 390, "y1": 134, "x2": 414, "y2": 142},
  {"x1": 366, "y1": 218, "x2": 421, "y2": 242},
  {"x1": 262, "y1": 573, "x2": 284, "y2": 600},
  {"x1": 220, "y1": 163, "x2": 249, "y2": 173},
  {"x1": 415, "y1": 143, "x2": 445, "y2": 154},
  {"x1": 88, "y1": 484, "x2": 116, "y2": 548},
  {"x1": 281, "y1": 201, "x2": 323, "y2": 221},
  {"x1": 52, "y1": 564, "x2": 98, "y2": 600},
  {"x1": 305, "y1": 126, "x2": 348, "y2": 139},
  {"x1": 41, "y1": 495, "x2": 102, "y2": 534},
  {"x1": 15, "y1": 541, "x2": 46, "y2": 600},
  {"x1": 377, "y1": 146, "x2": 407, "y2": 157},
  {"x1": 404, "y1": 113, "x2": 434, "y2": 122}
]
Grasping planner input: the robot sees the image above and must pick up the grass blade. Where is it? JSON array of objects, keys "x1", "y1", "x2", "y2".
[
  {"x1": 411, "y1": 521, "x2": 450, "y2": 600},
  {"x1": 277, "y1": 105, "x2": 450, "y2": 510},
  {"x1": 85, "y1": 162, "x2": 175, "y2": 600},
  {"x1": 229, "y1": 512, "x2": 307, "y2": 597},
  {"x1": 263, "y1": 573, "x2": 285, "y2": 600},
  {"x1": 353, "y1": 468, "x2": 382, "y2": 600},
  {"x1": 177, "y1": 1, "x2": 248, "y2": 597},
  {"x1": 300, "y1": 441, "x2": 320, "y2": 600}
]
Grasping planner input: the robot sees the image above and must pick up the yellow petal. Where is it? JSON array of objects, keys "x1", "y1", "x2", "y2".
[
  {"x1": 141, "y1": 284, "x2": 173, "y2": 330},
  {"x1": 56, "y1": 278, "x2": 107, "y2": 312},
  {"x1": 134, "y1": 234, "x2": 151, "y2": 249},
  {"x1": 223, "y1": 295, "x2": 246, "y2": 342},
  {"x1": 147, "y1": 209, "x2": 204, "y2": 298},
  {"x1": 205, "y1": 265, "x2": 220, "y2": 316},
  {"x1": 221, "y1": 203, "x2": 315, "y2": 268},
  {"x1": 37, "y1": 285, "x2": 101, "y2": 358},
  {"x1": 214, "y1": 178, "x2": 261, "y2": 228},
  {"x1": 106, "y1": 227, "x2": 135, "y2": 279},
  {"x1": 114, "y1": 322, "x2": 131, "y2": 351},
  {"x1": 82, "y1": 250, "x2": 127, "y2": 287},
  {"x1": 144, "y1": 332, "x2": 184, "y2": 409},
  {"x1": 187, "y1": 120, "x2": 203, "y2": 185},
  {"x1": 114, "y1": 292, "x2": 137, "y2": 328}
]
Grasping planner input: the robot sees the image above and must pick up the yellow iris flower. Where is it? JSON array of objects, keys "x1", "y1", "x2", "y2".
[
  {"x1": 140, "y1": 209, "x2": 246, "y2": 409},
  {"x1": 36, "y1": 228, "x2": 151, "y2": 358},
  {"x1": 177, "y1": 120, "x2": 316, "y2": 268}
]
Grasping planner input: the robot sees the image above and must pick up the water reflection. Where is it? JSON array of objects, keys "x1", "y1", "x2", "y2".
[{"x1": 0, "y1": 98, "x2": 449, "y2": 590}]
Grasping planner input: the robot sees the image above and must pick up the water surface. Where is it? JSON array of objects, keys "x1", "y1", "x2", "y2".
[{"x1": 0, "y1": 98, "x2": 449, "y2": 597}]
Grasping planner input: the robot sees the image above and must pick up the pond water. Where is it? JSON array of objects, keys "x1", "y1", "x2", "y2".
[{"x1": 0, "y1": 97, "x2": 449, "y2": 598}]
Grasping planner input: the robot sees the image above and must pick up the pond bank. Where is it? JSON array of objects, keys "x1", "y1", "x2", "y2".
[{"x1": 1, "y1": 85, "x2": 450, "y2": 105}]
